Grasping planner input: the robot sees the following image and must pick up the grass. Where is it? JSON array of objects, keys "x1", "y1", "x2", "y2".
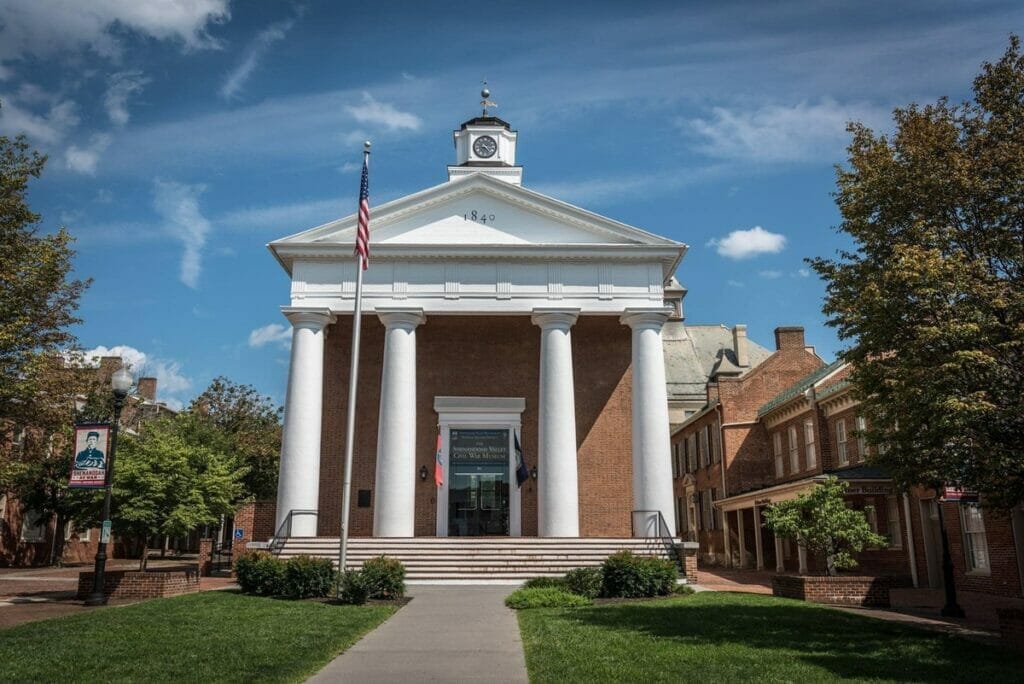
[
  {"x1": 0, "y1": 591, "x2": 395, "y2": 683},
  {"x1": 518, "y1": 591, "x2": 1024, "y2": 683}
]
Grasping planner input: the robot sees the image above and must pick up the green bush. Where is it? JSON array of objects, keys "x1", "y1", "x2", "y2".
[
  {"x1": 337, "y1": 570, "x2": 369, "y2": 605},
  {"x1": 235, "y1": 551, "x2": 286, "y2": 596},
  {"x1": 505, "y1": 587, "x2": 592, "y2": 609},
  {"x1": 522, "y1": 576, "x2": 567, "y2": 590},
  {"x1": 673, "y1": 583, "x2": 695, "y2": 595},
  {"x1": 563, "y1": 567, "x2": 603, "y2": 599},
  {"x1": 600, "y1": 551, "x2": 678, "y2": 598},
  {"x1": 283, "y1": 555, "x2": 336, "y2": 599},
  {"x1": 360, "y1": 556, "x2": 406, "y2": 599}
]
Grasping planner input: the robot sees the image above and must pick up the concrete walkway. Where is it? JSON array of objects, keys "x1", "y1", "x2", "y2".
[{"x1": 307, "y1": 585, "x2": 528, "y2": 684}]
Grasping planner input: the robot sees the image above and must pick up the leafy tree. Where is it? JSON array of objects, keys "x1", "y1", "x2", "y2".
[
  {"x1": 810, "y1": 37, "x2": 1024, "y2": 508},
  {"x1": 0, "y1": 119, "x2": 90, "y2": 439},
  {"x1": 185, "y1": 377, "x2": 282, "y2": 501},
  {"x1": 75, "y1": 414, "x2": 246, "y2": 570},
  {"x1": 763, "y1": 477, "x2": 887, "y2": 575}
]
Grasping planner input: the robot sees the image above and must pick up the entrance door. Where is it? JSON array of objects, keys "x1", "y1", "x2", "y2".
[
  {"x1": 919, "y1": 498, "x2": 944, "y2": 589},
  {"x1": 447, "y1": 429, "x2": 510, "y2": 536}
]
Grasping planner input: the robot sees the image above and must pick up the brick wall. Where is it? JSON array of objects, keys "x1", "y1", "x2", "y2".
[
  {"x1": 997, "y1": 609, "x2": 1024, "y2": 650},
  {"x1": 772, "y1": 574, "x2": 892, "y2": 607},
  {"x1": 77, "y1": 565, "x2": 200, "y2": 600},
  {"x1": 319, "y1": 315, "x2": 634, "y2": 538}
]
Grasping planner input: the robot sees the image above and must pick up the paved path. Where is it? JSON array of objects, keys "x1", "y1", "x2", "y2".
[{"x1": 308, "y1": 585, "x2": 528, "y2": 684}]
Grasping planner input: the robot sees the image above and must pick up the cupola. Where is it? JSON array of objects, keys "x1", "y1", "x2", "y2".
[{"x1": 447, "y1": 86, "x2": 522, "y2": 185}]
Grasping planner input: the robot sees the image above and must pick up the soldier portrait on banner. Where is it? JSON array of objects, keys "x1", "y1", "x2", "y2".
[{"x1": 69, "y1": 423, "x2": 110, "y2": 488}]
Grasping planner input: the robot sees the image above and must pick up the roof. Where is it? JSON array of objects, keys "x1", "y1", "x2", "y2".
[
  {"x1": 459, "y1": 116, "x2": 512, "y2": 130},
  {"x1": 829, "y1": 464, "x2": 892, "y2": 480},
  {"x1": 815, "y1": 362, "x2": 853, "y2": 400},
  {"x1": 664, "y1": 323, "x2": 773, "y2": 405},
  {"x1": 757, "y1": 358, "x2": 844, "y2": 417}
]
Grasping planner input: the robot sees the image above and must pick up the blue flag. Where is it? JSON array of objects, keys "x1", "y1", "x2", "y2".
[{"x1": 515, "y1": 431, "x2": 529, "y2": 487}]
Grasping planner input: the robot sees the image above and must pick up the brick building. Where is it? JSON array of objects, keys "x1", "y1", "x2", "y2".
[{"x1": 0, "y1": 357, "x2": 173, "y2": 567}]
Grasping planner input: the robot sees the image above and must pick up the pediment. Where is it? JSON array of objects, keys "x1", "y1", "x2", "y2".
[{"x1": 272, "y1": 173, "x2": 678, "y2": 248}]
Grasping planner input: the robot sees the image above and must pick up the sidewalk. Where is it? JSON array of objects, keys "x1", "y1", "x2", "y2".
[{"x1": 307, "y1": 585, "x2": 528, "y2": 684}]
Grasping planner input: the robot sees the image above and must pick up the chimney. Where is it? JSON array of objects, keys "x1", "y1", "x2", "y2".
[
  {"x1": 732, "y1": 324, "x2": 749, "y2": 367},
  {"x1": 98, "y1": 356, "x2": 121, "y2": 383},
  {"x1": 774, "y1": 326, "x2": 806, "y2": 351},
  {"x1": 137, "y1": 377, "x2": 157, "y2": 402}
]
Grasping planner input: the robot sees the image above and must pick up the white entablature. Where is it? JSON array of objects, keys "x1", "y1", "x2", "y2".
[{"x1": 268, "y1": 173, "x2": 687, "y2": 316}]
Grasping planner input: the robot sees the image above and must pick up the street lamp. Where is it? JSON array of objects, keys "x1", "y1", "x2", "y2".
[{"x1": 85, "y1": 366, "x2": 132, "y2": 607}]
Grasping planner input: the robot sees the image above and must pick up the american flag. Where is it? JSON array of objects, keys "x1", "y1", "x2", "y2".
[{"x1": 354, "y1": 152, "x2": 370, "y2": 270}]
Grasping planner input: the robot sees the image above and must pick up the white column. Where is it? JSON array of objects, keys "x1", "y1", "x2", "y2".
[
  {"x1": 275, "y1": 308, "x2": 333, "y2": 537},
  {"x1": 621, "y1": 308, "x2": 676, "y2": 536},
  {"x1": 373, "y1": 309, "x2": 425, "y2": 537},
  {"x1": 774, "y1": 534, "x2": 785, "y2": 573},
  {"x1": 753, "y1": 506, "x2": 765, "y2": 570},
  {"x1": 798, "y1": 542, "x2": 809, "y2": 574},
  {"x1": 722, "y1": 509, "x2": 732, "y2": 567},
  {"x1": 737, "y1": 509, "x2": 747, "y2": 568},
  {"x1": 532, "y1": 308, "x2": 581, "y2": 537}
]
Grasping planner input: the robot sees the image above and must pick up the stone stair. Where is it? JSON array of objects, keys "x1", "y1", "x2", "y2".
[{"x1": 273, "y1": 537, "x2": 675, "y2": 580}]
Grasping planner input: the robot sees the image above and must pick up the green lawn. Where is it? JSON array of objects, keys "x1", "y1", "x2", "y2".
[
  {"x1": 518, "y1": 592, "x2": 1024, "y2": 683},
  {"x1": 0, "y1": 591, "x2": 395, "y2": 683}
]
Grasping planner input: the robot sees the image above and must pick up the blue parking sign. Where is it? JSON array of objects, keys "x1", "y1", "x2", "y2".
[{"x1": 234, "y1": 528, "x2": 244, "y2": 540}]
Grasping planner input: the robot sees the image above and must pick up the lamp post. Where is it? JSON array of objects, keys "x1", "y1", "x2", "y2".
[{"x1": 85, "y1": 366, "x2": 132, "y2": 607}]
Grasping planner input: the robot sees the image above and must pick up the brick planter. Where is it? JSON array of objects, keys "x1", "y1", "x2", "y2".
[
  {"x1": 674, "y1": 542, "x2": 699, "y2": 582},
  {"x1": 998, "y1": 608, "x2": 1024, "y2": 650},
  {"x1": 772, "y1": 574, "x2": 892, "y2": 608},
  {"x1": 77, "y1": 565, "x2": 201, "y2": 600}
]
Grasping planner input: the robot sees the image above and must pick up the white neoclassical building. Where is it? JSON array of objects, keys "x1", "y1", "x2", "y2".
[{"x1": 268, "y1": 108, "x2": 689, "y2": 542}]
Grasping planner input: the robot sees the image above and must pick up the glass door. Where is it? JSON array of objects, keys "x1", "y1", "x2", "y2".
[{"x1": 448, "y1": 428, "x2": 510, "y2": 536}]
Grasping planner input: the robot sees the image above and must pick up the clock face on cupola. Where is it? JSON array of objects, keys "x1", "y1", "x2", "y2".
[{"x1": 448, "y1": 86, "x2": 523, "y2": 185}]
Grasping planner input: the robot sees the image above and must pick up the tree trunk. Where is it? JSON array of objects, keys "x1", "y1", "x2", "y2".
[{"x1": 139, "y1": 534, "x2": 150, "y2": 571}]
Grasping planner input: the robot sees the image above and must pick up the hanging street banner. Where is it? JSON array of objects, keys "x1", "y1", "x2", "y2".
[
  {"x1": 940, "y1": 486, "x2": 979, "y2": 503},
  {"x1": 69, "y1": 423, "x2": 111, "y2": 489}
]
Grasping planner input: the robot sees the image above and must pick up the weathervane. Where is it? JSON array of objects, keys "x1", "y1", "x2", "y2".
[{"x1": 480, "y1": 80, "x2": 497, "y2": 117}]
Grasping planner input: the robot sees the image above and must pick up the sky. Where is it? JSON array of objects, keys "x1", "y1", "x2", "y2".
[{"x1": 2, "y1": 0, "x2": 1020, "y2": 410}]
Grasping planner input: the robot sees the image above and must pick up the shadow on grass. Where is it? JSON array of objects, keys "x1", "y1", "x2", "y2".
[{"x1": 564, "y1": 595, "x2": 1022, "y2": 681}]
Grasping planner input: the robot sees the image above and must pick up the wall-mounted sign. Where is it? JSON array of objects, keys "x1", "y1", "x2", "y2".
[
  {"x1": 69, "y1": 423, "x2": 110, "y2": 488},
  {"x1": 940, "y1": 487, "x2": 979, "y2": 503}
]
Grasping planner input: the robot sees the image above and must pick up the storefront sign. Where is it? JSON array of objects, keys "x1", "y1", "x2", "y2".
[
  {"x1": 69, "y1": 423, "x2": 111, "y2": 488},
  {"x1": 449, "y1": 429, "x2": 508, "y2": 465},
  {"x1": 940, "y1": 487, "x2": 979, "y2": 503}
]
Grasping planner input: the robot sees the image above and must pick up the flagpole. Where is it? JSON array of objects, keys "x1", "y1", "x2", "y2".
[{"x1": 337, "y1": 141, "x2": 370, "y2": 592}]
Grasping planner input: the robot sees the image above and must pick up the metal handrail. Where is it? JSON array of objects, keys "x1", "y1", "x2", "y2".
[
  {"x1": 631, "y1": 509, "x2": 682, "y2": 571},
  {"x1": 268, "y1": 509, "x2": 317, "y2": 555}
]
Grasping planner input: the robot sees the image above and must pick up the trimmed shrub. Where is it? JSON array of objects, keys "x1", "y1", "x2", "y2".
[
  {"x1": 337, "y1": 570, "x2": 369, "y2": 605},
  {"x1": 600, "y1": 551, "x2": 678, "y2": 598},
  {"x1": 361, "y1": 555, "x2": 406, "y2": 599},
  {"x1": 283, "y1": 555, "x2": 336, "y2": 599},
  {"x1": 523, "y1": 576, "x2": 567, "y2": 591},
  {"x1": 505, "y1": 587, "x2": 592, "y2": 609},
  {"x1": 563, "y1": 567, "x2": 603, "y2": 599},
  {"x1": 235, "y1": 551, "x2": 286, "y2": 596},
  {"x1": 673, "y1": 584, "x2": 696, "y2": 596}
]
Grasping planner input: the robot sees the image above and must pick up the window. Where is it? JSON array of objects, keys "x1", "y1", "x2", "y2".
[
  {"x1": 20, "y1": 509, "x2": 46, "y2": 542},
  {"x1": 683, "y1": 438, "x2": 691, "y2": 473},
  {"x1": 64, "y1": 520, "x2": 91, "y2": 542},
  {"x1": 701, "y1": 491, "x2": 714, "y2": 532},
  {"x1": 804, "y1": 419, "x2": 817, "y2": 470},
  {"x1": 788, "y1": 425, "x2": 799, "y2": 473},
  {"x1": 675, "y1": 497, "x2": 685, "y2": 536},
  {"x1": 886, "y1": 496, "x2": 902, "y2": 550},
  {"x1": 711, "y1": 424, "x2": 721, "y2": 464},
  {"x1": 672, "y1": 443, "x2": 680, "y2": 478},
  {"x1": 687, "y1": 434, "x2": 697, "y2": 472},
  {"x1": 11, "y1": 425, "x2": 25, "y2": 454},
  {"x1": 960, "y1": 503, "x2": 990, "y2": 572},
  {"x1": 855, "y1": 416, "x2": 868, "y2": 460},
  {"x1": 713, "y1": 489, "x2": 723, "y2": 530},
  {"x1": 699, "y1": 428, "x2": 709, "y2": 468},
  {"x1": 836, "y1": 419, "x2": 848, "y2": 466},
  {"x1": 773, "y1": 432, "x2": 784, "y2": 478}
]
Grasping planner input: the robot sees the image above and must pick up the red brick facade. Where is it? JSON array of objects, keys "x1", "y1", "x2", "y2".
[{"x1": 319, "y1": 314, "x2": 635, "y2": 538}]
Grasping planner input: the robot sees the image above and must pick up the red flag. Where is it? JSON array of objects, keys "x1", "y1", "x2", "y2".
[
  {"x1": 434, "y1": 433, "x2": 444, "y2": 487},
  {"x1": 354, "y1": 151, "x2": 370, "y2": 270}
]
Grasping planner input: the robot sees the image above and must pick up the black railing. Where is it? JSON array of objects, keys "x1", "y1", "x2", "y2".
[
  {"x1": 269, "y1": 509, "x2": 317, "y2": 555},
  {"x1": 631, "y1": 509, "x2": 682, "y2": 571}
]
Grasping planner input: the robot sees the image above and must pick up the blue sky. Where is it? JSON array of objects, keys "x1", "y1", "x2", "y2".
[{"x1": 2, "y1": 1, "x2": 1020, "y2": 410}]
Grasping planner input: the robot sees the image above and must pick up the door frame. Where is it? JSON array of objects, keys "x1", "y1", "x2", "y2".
[{"x1": 434, "y1": 396, "x2": 525, "y2": 538}]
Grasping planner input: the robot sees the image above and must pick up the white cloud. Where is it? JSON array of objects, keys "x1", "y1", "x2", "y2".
[
  {"x1": 345, "y1": 92, "x2": 421, "y2": 131},
  {"x1": 248, "y1": 323, "x2": 292, "y2": 349},
  {"x1": 220, "y1": 17, "x2": 296, "y2": 100},
  {"x1": 218, "y1": 197, "x2": 346, "y2": 234},
  {"x1": 707, "y1": 226, "x2": 786, "y2": 260},
  {"x1": 80, "y1": 344, "x2": 191, "y2": 406},
  {"x1": 758, "y1": 270, "x2": 783, "y2": 279},
  {"x1": 64, "y1": 133, "x2": 112, "y2": 174},
  {"x1": 727, "y1": 280, "x2": 745, "y2": 288},
  {"x1": 153, "y1": 179, "x2": 212, "y2": 289},
  {"x1": 0, "y1": 97, "x2": 78, "y2": 144},
  {"x1": 795, "y1": 268, "x2": 811, "y2": 278},
  {"x1": 0, "y1": 0, "x2": 230, "y2": 64},
  {"x1": 105, "y1": 71, "x2": 150, "y2": 126},
  {"x1": 685, "y1": 99, "x2": 886, "y2": 163}
]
